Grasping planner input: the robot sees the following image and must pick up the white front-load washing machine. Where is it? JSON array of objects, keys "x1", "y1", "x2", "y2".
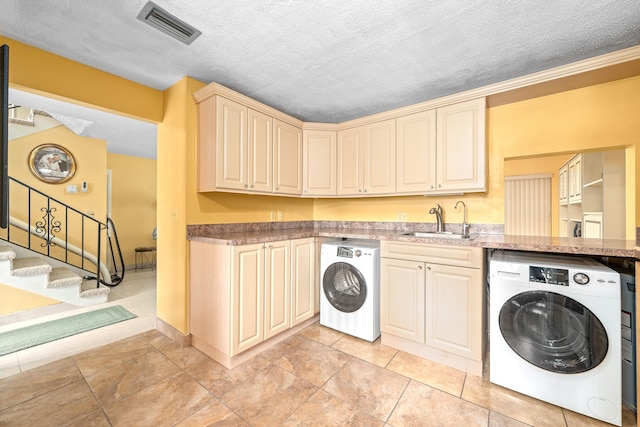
[
  {"x1": 490, "y1": 251, "x2": 621, "y2": 426},
  {"x1": 320, "y1": 240, "x2": 380, "y2": 342}
]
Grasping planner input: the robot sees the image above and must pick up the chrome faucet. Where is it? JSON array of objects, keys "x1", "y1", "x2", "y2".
[
  {"x1": 429, "y1": 203, "x2": 444, "y2": 232},
  {"x1": 455, "y1": 201, "x2": 470, "y2": 237}
]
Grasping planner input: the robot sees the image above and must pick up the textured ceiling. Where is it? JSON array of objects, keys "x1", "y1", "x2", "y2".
[{"x1": 2, "y1": 0, "x2": 640, "y2": 158}]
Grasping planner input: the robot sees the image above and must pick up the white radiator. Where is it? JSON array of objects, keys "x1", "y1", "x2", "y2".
[{"x1": 504, "y1": 174, "x2": 552, "y2": 236}]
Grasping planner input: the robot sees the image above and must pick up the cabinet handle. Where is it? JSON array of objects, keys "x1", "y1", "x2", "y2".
[
  {"x1": 430, "y1": 185, "x2": 434, "y2": 189},
  {"x1": 438, "y1": 184, "x2": 441, "y2": 188},
  {"x1": 244, "y1": 184, "x2": 248, "y2": 189},
  {"x1": 427, "y1": 266, "x2": 431, "y2": 271},
  {"x1": 364, "y1": 189, "x2": 368, "y2": 193},
  {"x1": 418, "y1": 265, "x2": 422, "y2": 270}
]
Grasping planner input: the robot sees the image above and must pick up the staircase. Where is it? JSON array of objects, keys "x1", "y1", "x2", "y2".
[{"x1": 0, "y1": 246, "x2": 110, "y2": 307}]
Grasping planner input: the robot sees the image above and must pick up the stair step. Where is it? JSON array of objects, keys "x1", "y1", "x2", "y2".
[
  {"x1": 80, "y1": 280, "x2": 110, "y2": 298},
  {"x1": 11, "y1": 257, "x2": 53, "y2": 277},
  {"x1": 48, "y1": 267, "x2": 83, "y2": 289},
  {"x1": 0, "y1": 246, "x2": 16, "y2": 261}
]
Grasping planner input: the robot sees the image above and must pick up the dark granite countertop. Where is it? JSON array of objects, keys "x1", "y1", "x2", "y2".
[{"x1": 187, "y1": 221, "x2": 640, "y2": 259}]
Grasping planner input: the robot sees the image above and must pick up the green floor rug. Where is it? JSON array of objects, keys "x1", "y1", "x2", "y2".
[{"x1": 0, "y1": 305, "x2": 137, "y2": 356}]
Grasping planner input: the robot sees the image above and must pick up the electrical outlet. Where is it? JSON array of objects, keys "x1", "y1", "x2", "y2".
[
  {"x1": 277, "y1": 211, "x2": 284, "y2": 221},
  {"x1": 270, "y1": 211, "x2": 276, "y2": 221},
  {"x1": 170, "y1": 209, "x2": 178, "y2": 222},
  {"x1": 398, "y1": 212, "x2": 408, "y2": 221}
]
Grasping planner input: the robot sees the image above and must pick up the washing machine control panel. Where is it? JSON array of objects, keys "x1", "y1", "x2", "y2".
[
  {"x1": 529, "y1": 266, "x2": 570, "y2": 286},
  {"x1": 336, "y1": 246, "x2": 354, "y2": 258}
]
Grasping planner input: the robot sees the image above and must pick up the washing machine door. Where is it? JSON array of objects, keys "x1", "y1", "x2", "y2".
[
  {"x1": 499, "y1": 291, "x2": 608, "y2": 373},
  {"x1": 323, "y1": 262, "x2": 367, "y2": 313}
]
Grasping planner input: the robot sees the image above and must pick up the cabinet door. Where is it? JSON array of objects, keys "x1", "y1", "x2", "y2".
[
  {"x1": 196, "y1": 96, "x2": 217, "y2": 191},
  {"x1": 264, "y1": 241, "x2": 290, "y2": 339},
  {"x1": 425, "y1": 263, "x2": 483, "y2": 360},
  {"x1": 568, "y1": 154, "x2": 582, "y2": 204},
  {"x1": 303, "y1": 130, "x2": 337, "y2": 196},
  {"x1": 248, "y1": 109, "x2": 273, "y2": 193},
  {"x1": 273, "y1": 120, "x2": 303, "y2": 195},
  {"x1": 291, "y1": 238, "x2": 315, "y2": 326},
  {"x1": 559, "y1": 164, "x2": 569, "y2": 205},
  {"x1": 396, "y1": 110, "x2": 436, "y2": 194},
  {"x1": 216, "y1": 97, "x2": 249, "y2": 190},
  {"x1": 583, "y1": 212, "x2": 603, "y2": 239},
  {"x1": 337, "y1": 127, "x2": 364, "y2": 195},
  {"x1": 363, "y1": 119, "x2": 396, "y2": 195},
  {"x1": 231, "y1": 243, "x2": 264, "y2": 355},
  {"x1": 380, "y1": 258, "x2": 425, "y2": 343},
  {"x1": 435, "y1": 98, "x2": 486, "y2": 192}
]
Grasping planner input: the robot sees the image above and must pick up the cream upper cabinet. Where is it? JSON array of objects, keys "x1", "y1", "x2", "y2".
[
  {"x1": 215, "y1": 96, "x2": 249, "y2": 191},
  {"x1": 337, "y1": 127, "x2": 364, "y2": 195},
  {"x1": 273, "y1": 119, "x2": 303, "y2": 195},
  {"x1": 208, "y1": 96, "x2": 274, "y2": 193},
  {"x1": 291, "y1": 237, "x2": 315, "y2": 326},
  {"x1": 433, "y1": 98, "x2": 486, "y2": 193},
  {"x1": 248, "y1": 109, "x2": 273, "y2": 192},
  {"x1": 396, "y1": 110, "x2": 437, "y2": 193},
  {"x1": 302, "y1": 130, "x2": 337, "y2": 196},
  {"x1": 231, "y1": 243, "x2": 265, "y2": 355},
  {"x1": 363, "y1": 119, "x2": 396, "y2": 195},
  {"x1": 264, "y1": 240, "x2": 290, "y2": 340},
  {"x1": 195, "y1": 91, "x2": 303, "y2": 195},
  {"x1": 337, "y1": 119, "x2": 395, "y2": 196}
]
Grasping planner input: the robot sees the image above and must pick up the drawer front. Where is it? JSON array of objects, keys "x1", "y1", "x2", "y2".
[{"x1": 381, "y1": 241, "x2": 483, "y2": 268}]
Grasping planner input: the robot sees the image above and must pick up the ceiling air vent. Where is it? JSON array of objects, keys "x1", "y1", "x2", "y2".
[{"x1": 137, "y1": 1, "x2": 202, "y2": 45}]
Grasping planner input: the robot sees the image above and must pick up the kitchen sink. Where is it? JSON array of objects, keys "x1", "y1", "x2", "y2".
[{"x1": 399, "y1": 231, "x2": 473, "y2": 240}]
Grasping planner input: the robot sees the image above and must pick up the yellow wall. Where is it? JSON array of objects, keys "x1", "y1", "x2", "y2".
[
  {"x1": 2, "y1": 37, "x2": 162, "y2": 123},
  {"x1": 156, "y1": 78, "x2": 193, "y2": 334},
  {"x1": 8, "y1": 125, "x2": 107, "y2": 220},
  {"x1": 107, "y1": 153, "x2": 157, "y2": 266}
]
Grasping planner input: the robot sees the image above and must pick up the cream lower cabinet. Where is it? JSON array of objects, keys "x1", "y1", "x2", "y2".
[
  {"x1": 291, "y1": 238, "x2": 315, "y2": 326},
  {"x1": 190, "y1": 238, "x2": 315, "y2": 369},
  {"x1": 380, "y1": 241, "x2": 485, "y2": 376},
  {"x1": 231, "y1": 241, "x2": 292, "y2": 354}
]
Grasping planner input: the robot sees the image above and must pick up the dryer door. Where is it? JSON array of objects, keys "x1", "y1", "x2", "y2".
[
  {"x1": 499, "y1": 290, "x2": 608, "y2": 373},
  {"x1": 323, "y1": 262, "x2": 367, "y2": 313}
]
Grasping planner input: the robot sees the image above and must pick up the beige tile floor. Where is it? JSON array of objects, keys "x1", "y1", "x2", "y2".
[{"x1": 0, "y1": 269, "x2": 637, "y2": 426}]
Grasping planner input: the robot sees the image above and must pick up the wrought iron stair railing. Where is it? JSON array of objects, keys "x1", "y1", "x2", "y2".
[{"x1": 0, "y1": 177, "x2": 125, "y2": 287}]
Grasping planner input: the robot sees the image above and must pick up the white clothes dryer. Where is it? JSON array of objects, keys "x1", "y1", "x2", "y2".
[
  {"x1": 320, "y1": 240, "x2": 380, "y2": 342},
  {"x1": 490, "y1": 251, "x2": 621, "y2": 426}
]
